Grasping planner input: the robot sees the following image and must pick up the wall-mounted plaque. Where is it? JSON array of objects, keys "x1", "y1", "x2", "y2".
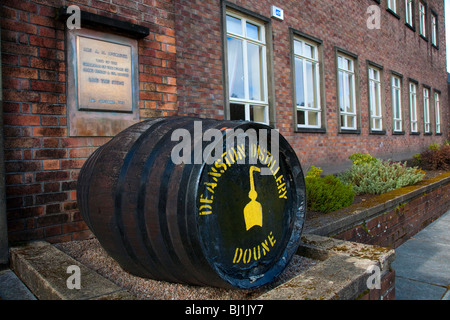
[
  {"x1": 67, "y1": 28, "x2": 140, "y2": 137},
  {"x1": 77, "y1": 36, "x2": 133, "y2": 112}
]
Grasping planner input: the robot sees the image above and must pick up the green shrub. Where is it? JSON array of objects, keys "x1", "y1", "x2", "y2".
[
  {"x1": 349, "y1": 153, "x2": 378, "y2": 165},
  {"x1": 428, "y1": 143, "x2": 440, "y2": 151},
  {"x1": 339, "y1": 158, "x2": 425, "y2": 195},
  {"x1": 305, "y1": 167, "x2": 355, "y2": 213},
  {"x1": 306, "y1": 165, "x2": 323, "y2": 179}
]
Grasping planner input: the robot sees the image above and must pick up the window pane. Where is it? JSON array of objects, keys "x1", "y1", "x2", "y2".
[
  {"x1": 308, "y1": 111, "x2": 319, "y2": 126},
  {"x1": 374, "y1": 119, "x2": 382, "y2": 130},
  {"x1": 348, "y1": 116, "x2": 355, "y2": 129},
  {"x1": 305, "y1": 61, "x2": 315, "y2": 108},
  {"x1": 297, "y1": 110, "x2": 306, "y2": 125},
  {"x1": 370, "y1": 80, "x2": 382, "y2": 118},
  {"x1": 304, "y1": 44, "x2": 313, "y2": 59},
  {"x1": 227, "y1": 37, "x2": 245, "y2": 99},
  {"x1": 227, "y1": 15, "x2": 242, "y2": 35},
  {"x1": 230, "y1": 103, "x2": 245, "y2": 121},
  {"x1": 295, "y1": 58, "x2": 305, "y2": 107},
  {"x1": 345, "y1": 58, "x2": 352, "y2": 71},
  {"x1": 337, "y1": 56, "x2": 343, "y2": 69},
  {"x1": 394, "y1": 90, "x2": 401, "y2": 117},
  {"x1": 338, "y1": 71, "x2": 345, "y2": 111},
  {"x1": 246, "y1": 22, "x2": 260, "y2": 41},
  {"x1": 294, "y1": 40, "x2": 302, "y2": 56},
  {"x1": 247, "y1": 43, "x2": 263, "y2": 101},
  {"x1": 250, "y1": 105, "x2": 265, "y2": 123},
  {"x1": 345, "y1": 73, "x2": 353, "y2": 113}
]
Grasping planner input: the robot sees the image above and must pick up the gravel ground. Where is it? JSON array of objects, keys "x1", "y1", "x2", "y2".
[{"x1": 55, "y1": 238, "x2": 318, "y2": 300}]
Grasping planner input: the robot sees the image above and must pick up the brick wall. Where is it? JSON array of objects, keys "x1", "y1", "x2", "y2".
[
  {"x1": 1, "y1": 0, "x2": 176, "y2": 243},
  {"x1": 1, "y1": 0, "x2": 448, "y2": 244},
  {"x1": 175, "y1": 0, "x2": 448, "y2": 172},
  {"x1": 334, "y1": 178, "x2": 450, "y2": 248}
]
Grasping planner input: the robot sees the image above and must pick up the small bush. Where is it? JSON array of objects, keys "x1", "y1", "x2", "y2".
[
  {"x1": 349, "y1": 153, "x2": 378, "y2": 165},
  {"x1": 339, "y1": 156, "x2": 425, "y2": 195},
  {"x1": 414, "y1": 143, "x2": 450, "y2": 171},
  {"x1": 305, "y1": 167, "x2": 355, "y2": 213}
]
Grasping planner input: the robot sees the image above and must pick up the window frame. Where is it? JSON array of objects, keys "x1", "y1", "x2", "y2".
[
  {"x1": 409, "y1": 80, "x2": 420, "y2": 134},
  {"x1": 423, "y1": 86, "x2": 431, "y2": 134},
  {"x1": 290, "y1": 29, "x2": 326, "y2": 133},
  {"x1": 336, "y1": 48, "x2": 360, "y2": 134},
  {"x1": 387, "y1": 0, "x2": 397, "y2": 11},
  {"x1": 222, "y1": 2, "x2": 275, "y2": 127},
  {"x1": 387, "y1": 0, "x2": 400, "y2": 18},
  {"x1": 405, "y1": 0, "x2": 415, "y2": 29},
  {"x1": 391, "y1": 74, "x2": 404, "y2": 134},
  {"x1": 434, "y1": 90, "x2": 441, "y2": 134},
  {"x1": 367, "y1": 62, "x2": 385, "y2": 134},
  {"x1": 418, "y1": 1, "x2": 428, "y2": 40},
  {"x1": 430, "y1": 10, "x2": 439, "y2": 48}
]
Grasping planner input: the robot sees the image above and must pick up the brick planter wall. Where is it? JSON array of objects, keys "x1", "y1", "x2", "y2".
[{"x1": 304, "y1": 173, "x2": 450, "y2": 249}]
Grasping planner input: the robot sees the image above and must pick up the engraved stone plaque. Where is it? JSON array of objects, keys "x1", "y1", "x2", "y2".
[
  {"x1": 67, "y1": 28, "x2": 139, "y2": 137},
  {"x1": 77, "y1": 36, "x2": 133, "y2": 112}
]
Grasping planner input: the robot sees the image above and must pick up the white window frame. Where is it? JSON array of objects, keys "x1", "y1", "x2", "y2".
[
  {"x1": 337, "y1": 54, "x2": 357, "y2": 130},
  {"x1": 434, "y1": 92, "x2": 441, "y2": 134},
  {"x1": 409, "y1": 82, "x2": 419, "y2": 133},
  {"x1": 405, "y1": 0, "x2": 414, "y2": 26},
  {"x1": 368, "y1": 66, "x2": 383, "y2": 131},
  {"x1": 387, "y1": 0, "x2": 397, "y2": 13},
  {"x1": 431, "y1": 13, "x2": 437, "y2": 46},
  {"x1": 225, "y1": 11, "x2": 269, "y2": 124},
  {"x1": 293, "y1": 37, "x2": 322, "y2": 129},
  {"x1": 392, "y1": 76, "x2": 403, "y2": 132},
  {"x1": 419, "y1": 2, "x2": 427, "y2": 37},
  {"x1": 423, "y1": 87, "x2": 431, "y2": 133}
]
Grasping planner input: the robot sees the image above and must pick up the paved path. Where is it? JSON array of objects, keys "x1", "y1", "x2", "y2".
[
  {"x1": 393, "y1": 210, "x2": 450, "y2": 300},
  {"x1": 0, "y1": 269, "x2": 36, "y2": 300}
]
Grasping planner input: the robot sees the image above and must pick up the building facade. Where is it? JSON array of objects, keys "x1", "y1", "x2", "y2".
[{"x1": 0, "y1": 0, "x2": 448, "y2": 243}]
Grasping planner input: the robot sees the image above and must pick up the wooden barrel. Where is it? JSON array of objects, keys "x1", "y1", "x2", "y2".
[{"x1": 77, "y1": 117, "x2": 306, "y2": 289}]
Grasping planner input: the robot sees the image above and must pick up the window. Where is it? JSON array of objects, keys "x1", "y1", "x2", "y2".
[
  {"x1": 434, "y1": 92, "x2": 441, "y2": 134},
  {"x1": 368, "y1": 66, "x2": 383, "y2": 131},
  {"x1": 225, "y1": 12, "x2": 269, "y2": 124},
  {"x1": 405, "y1": 0, "x2": 414, "y2": 27},
  {"x1": 293, "y1": 37, "x2": 322, "y2": 129},
  {"x1": 423, "y1": 87, "x2": 430, "y2": 133},
  {"x1": 409, "y1": 82, "x2": 419, "y2": 133},
  {"x1": 431, "y1": 13, "x2": 437, "y2": 46},
  {"x1": 387, "y1": 0, "x2": 397, "y2": 13},
  {"x1": 337, "y1": 53, "x2": 358, "y2": 130},
  {"x1": 392, "y1": 76, "x2": 403, "y2": 132},
  {"x1": 419, "y1": 2, "x2": 426, "y2": 37}
]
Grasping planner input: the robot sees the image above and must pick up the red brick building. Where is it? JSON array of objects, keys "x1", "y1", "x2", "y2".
[{"x1": 0, "y1": 0, "x2": 448, "y2": 244}]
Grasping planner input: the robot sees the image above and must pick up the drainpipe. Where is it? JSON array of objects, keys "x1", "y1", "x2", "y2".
[{"x1": 0, "y1": 25, "x2": 9, "y2": 266}]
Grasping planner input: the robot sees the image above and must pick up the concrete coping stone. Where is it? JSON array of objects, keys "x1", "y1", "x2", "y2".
[
  {"x1": 258, "y1": 234, "x2": 395, "y2": 300},
  {"x1": 9, "y1": 241, "x2": 135, "y2": 300}
]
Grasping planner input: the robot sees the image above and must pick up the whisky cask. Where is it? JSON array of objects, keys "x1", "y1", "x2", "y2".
[{"x1": 77, "y1": 117, "x2": 306, "y2": 289}]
